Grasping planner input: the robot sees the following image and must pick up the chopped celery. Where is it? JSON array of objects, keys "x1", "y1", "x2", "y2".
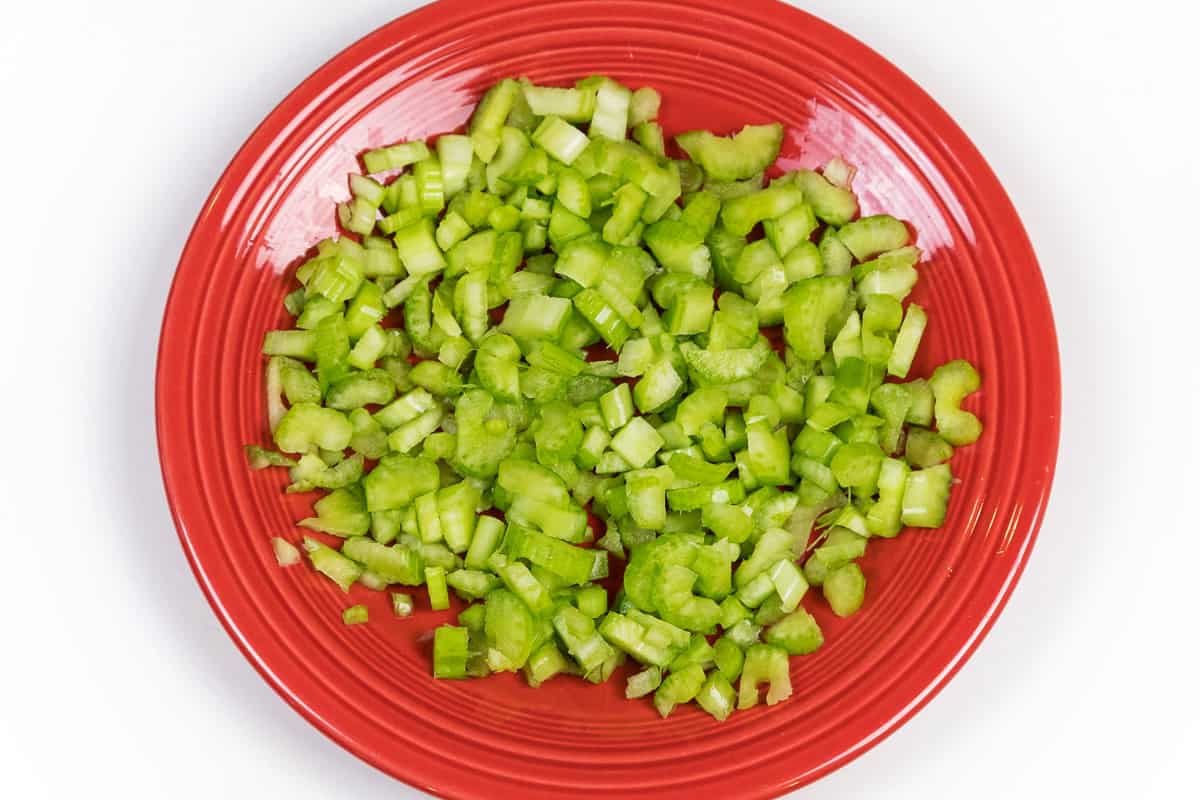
[
  {"x1": 433, "y1": 625, "x2": 470, "y2": 678},
  {"x1": 271, "y1": 537, "x2": 301, "y2": 567},
  {"x1": 930, "y1": 360, "x2": 983, "y2": 445},
  {"x1": 823, "y1": 562, "x2": 866, "y2": 617},
  {"x1": 625, "y1": 666, "x2": 663, "y2": 699},
  {"x1": 248, "y1": 75, "x2": 983, "y2": 716},
  {"x1": 737, "y1": 643, "x2": 792, "y2": 708}
]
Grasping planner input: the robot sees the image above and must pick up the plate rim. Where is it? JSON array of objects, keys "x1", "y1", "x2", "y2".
[{"x1": 156, "y1": 0, "x2": 1061, "y2": 796}]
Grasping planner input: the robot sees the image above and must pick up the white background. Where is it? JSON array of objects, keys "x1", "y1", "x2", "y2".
[{"x1": 1, "y1": 1, "x2": 1196, "y2": 797}]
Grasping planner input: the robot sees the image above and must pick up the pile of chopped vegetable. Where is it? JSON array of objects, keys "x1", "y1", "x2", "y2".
[{"x1": 247, "y1": 75, "x2": 983, "y2": 720}]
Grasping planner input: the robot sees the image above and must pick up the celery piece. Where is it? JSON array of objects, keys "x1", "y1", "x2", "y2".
[
  {"x1": 425, "y1": 565, "x2": 450, "y2": 610},
  {"x1": 676, "y1": 124, "x2": 782, "y2": 182},
  {"x1": 464, "y1": 516, "x2": 505, "y2": 570},
  {"x1": 522, "y1": 83, "x2": 595, "y2": 123},
  {"x1": 901, "y1": 464, "x2": 953, "y2": 527},
  {"x1": 866, "y1": 457, "x2": 910, "y2": 537},
  {"x1": 598, "y1": 612, "x2": 675, "y2": 667},
  {"x1": 888, "y1": 303, "x2": 928, "y2": 378},
  {"x1": 737, "y1": 643, "x2": 792, "y2": 709},
  {"x1": 363, "y1": 140, "x2": 430, "y2": 174},
  {"x1": 504, "y1": 524, "x2": 595, "y2": 585},
  {"x1": 765, "y1": 608, "x2": 823, "y2": 655},
  {"x1": 633, "y1": 360, "x2": 683, "y2": 413},
  {"x1": 930, "y1": 360, "x2": 983, "y2": 446},
  {"x1": 905, "y1": 428, "x2": 954, "y2": 468},
  {"x1": 342, "y1": 605, "x2": 369, "y2": 626},
  {"x1": 836, "y1": 214, "x2": 909, "y2": 261},
  {"x1": 611, "y1": 417, "x2": 665, "y2": 469},
  {"x1": 363, "y1": 454, "x2": 440, "y2": 511},
  {"x1": 432, "y1": 625, "x2": 470, "y2": 679},
  {"x1": 271, "y1": 537, "x2": 301, "y2": 567},
  {"x1": 625, "y1": 666, "x2": 663, "y2": 699},
  {"x1": 391, "y1": 592, "x2": 415, "y2": 617},
  {"x1": 436, "y1": 134, "x2": 473, "y2": 198},
  {"x1": 342, "y1": 538, "x2": 423, "y2": 585},
  {"x1": 654, "y1": 663, "x2": 706, "y2": 718},
  {"x1": 302, "y1": 537, "x2": 363, "y2": 593},
  {"x1": 599, "y1": 383, "x2": 634, "y2": 432},
  {"x1": 823, "y1": 562, "x2": 866, "y2": 617},
  {"x1": 554, "y1": 604, "x2": 616, "y2": 673},
  {"x1": 299, "y1": 487, "x2": 369, "y2": 537},
  {"x1": 696, "y1": 672, "x2": 737, "y2": 722}
]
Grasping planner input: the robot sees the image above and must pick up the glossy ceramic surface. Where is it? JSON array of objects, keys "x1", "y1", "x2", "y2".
[{"x1": 156, "y1": 1, "x2": 1060, "y2": 797}]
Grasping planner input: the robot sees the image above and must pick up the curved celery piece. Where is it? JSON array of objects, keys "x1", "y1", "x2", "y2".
[
  {"x1": 737, "y1": 643, "x2": 792, "y2": 709},
  {"x1": 288, "y1": 452, "x2": 364, "y2": 492},
  {"x1": 794, "y1": 169, "x2": 858, "y2": 226},
  {"x1": 326, "y1": 369, "x2": 396, "y2": 411},
  {"x1": 930, "y1": 359, "x2": 983, "y2": 445},
  {"x1": 676, "y1": 124, "x2": 782, "y2": 182},
  {"x1": 524, "y1": 642, "x2": 570, "y2": 688},
  {"x1": 831, "y1": 441, "x2": 885, "y2": 494},
  {"x1": 815, "y1": 227, "x2": 851, "y2": 277},
  {"x1": 272, "y1": 537, "x2": 301, "y2": 567},
  {"x1": 731, "y1": 239, "x2": 782, "y2": 285},
  {"x1": 852, "y1": 245, "x2": 921, "y2": 283},
  {"x1": 244, "y1": 444, "x2": 293, "y2": 470},
  {"x1": 836, "y1": 214, "x2": 909, "y2": 262},
  {"x1": 273, "y1": 403, "x2": 352, "y2": 454},
  {"x1": 644, "y1": 219, "x2": 711, "y2": 277},
  {"x1": 553, "y1": 604, "x2": 616, "y2": 674},
  {"x1": 680, "y1": 338, "x2": 771, "y2": 385},
  {"x1": 719, "y1": 183, "x2": 804, "y2": 237},
  {"x1": 504, "y1": 524, "x2": 594, "y2": 585}
]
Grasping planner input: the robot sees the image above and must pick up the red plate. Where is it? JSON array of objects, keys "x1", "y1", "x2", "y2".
[{"x1": 157, "y1": 1, "x2": 1060, "y2": 797}]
